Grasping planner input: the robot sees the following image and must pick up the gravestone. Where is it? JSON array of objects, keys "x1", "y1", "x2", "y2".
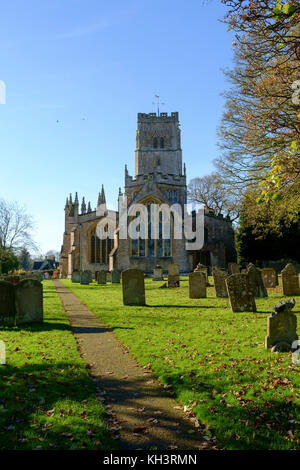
[
  {"x1": 228, "y1": 263, "x2": 241, "y2": 275},
  {"x1": 265, "y1": 299, "x2": 298, "y2": 352},
  {"x1": 153, "y1": 265, "x2": 163, "y2": 281},
  {"x1": 212, "y1": 268, "x2": 228, "y2": 298},
  {"x1": 97, "y1": 270, "x2": 106, "y2": 285},
  {"x1": 0, "y1": 281, "x2": 16, "y2": 326},
  {"x1": 15, "y1": 279, "x2": 43, "y2": 325},
  {"x1": 189, "y1": 271, "x2": 206, "y2": 298},
  {"x1": 282, "y1": 263, "x2": 300, "y2": 296},
  {"x1": 226, "y1": 273, "x2": 257, "y2": 313},
  {"x1": 5, "y1": 275, "x2": 20, "y2": 285},
  {"x1": 80, "y1": 271, "x2": 90, "y2": 285},
  {"x1": 111, "y1": 269, "x2": 120, "y2": 284},
  {"x1": 106, "y1": 271, "x2": 112, "y2": 283},
  {"x1": 72, "y1": 270, "x2": 81, "y2": 283},
  {"x1": 122, "y1": 268, "x2": 145, "y2": 306},
  {"x1": 247, "y1": 264, "x2": 268, "y2": 298},
  {"x1": 261, "y1": 268, "x2": 277, "y2": 288},
  {"x1": 168, "y1": 264, "x2": 180, "y2": 288}
]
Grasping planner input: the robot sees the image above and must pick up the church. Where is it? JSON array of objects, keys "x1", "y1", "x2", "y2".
[{"x1": 60, "y1": 111, "x2": 236, "y2": 278}]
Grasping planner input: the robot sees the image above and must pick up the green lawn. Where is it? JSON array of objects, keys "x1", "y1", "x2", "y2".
[
  {"x1": 61, "y1": 277, "x2": 300, "y2": 450},
  {"x1": 0, "y1": 280, "x2": 116, "y2": 450}
]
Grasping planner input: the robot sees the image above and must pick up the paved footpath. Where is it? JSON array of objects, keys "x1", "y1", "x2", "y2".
[{"x1": 53, "y1": 280, "x2": 213, "y2": 450}]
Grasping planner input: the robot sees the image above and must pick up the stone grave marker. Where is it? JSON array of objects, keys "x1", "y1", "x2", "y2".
[
  {"x1": 97, "y1": 270, "x2": 106, "y2": 285},
  {"x1": 72, "y1": 270, "x2": 81, "y2": 283},
  {"x1": 122, "y1": 268, "x2": 145, "y2": 306},
  {"x1": 111, "y1": 269, "x2": 120, "y2": 284},
  {"x1": 189, "y1": 271, "x2": 206, "y2": 298},
  {"x1": 15, "y1": 279, "x2": 43, "y2": 325},
  {"x1": 106, "y1": 271, "x2": 112, "y2": 283},
  {"x1": 228, "y1": 263, "x2": 241, "y2": 275},
  {"x1": 0, "y1": 281, "x2": 16, "y2": 327},
  {"x1": 226, "y1": 273, "x2": 257, "y2": 313},
  {"x1": 261, "y1": 268, "x2": 277, "y2": 288},
  {"x1": 247, "y1": 264, "x2": 268, "y2": 298},
  {"x1": 80, "y1": 271, "x2": 90, "y2": 285},
  {"x1": 282, "y1": 263, "x2": 300, "y2": 296},
  {"x1": 265, "y1": 299, "x2": 298, "y2": 352},
  {"x1": 168, "y1": 264, "x2": 180, "y2": 288},
  {"x1": 153, "y1": 265, "x2": 163, "y2": 281},
  {"x1": 212, "y1": 268, "x2": 228, "y2": 298}
]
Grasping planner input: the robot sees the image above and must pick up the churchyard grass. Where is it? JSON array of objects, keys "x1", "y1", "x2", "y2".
[
  {"x1": 0, "y1": 280, "x2": 116, "y2": 450},
  {"x1": 61, "y1": 277, "x2": 300, "y2": 450}
]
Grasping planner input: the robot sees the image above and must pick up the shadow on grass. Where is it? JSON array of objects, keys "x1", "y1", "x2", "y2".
[{"x1": 0, "y1": 361, "x2": 116, "y2": 450}]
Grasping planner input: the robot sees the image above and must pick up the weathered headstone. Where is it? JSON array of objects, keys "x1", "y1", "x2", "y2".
[
  {"x1": 111, "y1": 269, "x2": 120, "y2": 284},
  {"x1": 261, "y1": 268, "x2": 278, "y2": 288},
  {"x1": 265, "y1": 299, "x2": 298, "y2": 352},
  {"x1": 247, "y1": 264, "x2": 268, "y2": 298},
  {"x1": 189, "y1": 271, "x2": 206, "y2": 298},
  {"x1": 153, "y1": 265, "x2": 163, "y2": 281},
  {"x1": 0, "y1": 281, "x2": 16, "y2": 326},
  {"x1": 282, "y1": 263, "x2": 300, "y2": 296},
  {"x1": 228, "y1": 263, "x2": 241, "y2": 275},
  {"x1": 80, "y1": 271, "x2": 90, "y2": 285},
  {"x1": 122, "y1": 268, "x2": 145, "y2": 306},
  {"x1": 226, "y1": 273, "x2": 257, "y2": 313},
  {"x1": 97, "y1": 270, "x2": 106, "y2": 285},
  {"x1": 15, "y1": 279, "x2": 43, "y2": 325},
  {"x1": 212, "y1": 268, "x2": 228, "y2": 298},
  {"x1": 168, "y1": 264, "x2": 180, "y2": 288},
  {"x1": 106, "y1": 271, "x2": 112, "y2": 283},
  {"x1": 72, "y1": 270, "x2": 81, "y2": 283}
]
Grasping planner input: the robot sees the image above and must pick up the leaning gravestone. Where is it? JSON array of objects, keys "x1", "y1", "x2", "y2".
[
  {"x1": 228, "y1": 263, "x2": 241, "y2": 275},
  {"x1": 247, "y1": 264, "x2": 268, "y2": 298},
  {"x1": 80, "y1": 271, "x2": 90, "y2": 285},
  {"x1": 0, "y1": 281, "x2": 16, "y2": 326},
  {"x1": 72, "y1": 270, "x2": 81, "y2": 283},
  {"x1": 261, "y1": 268, "x2": 277, "y2": 288},
  {"x1": 111, "y1": 269, "x2": 120, "y2": 284},
  {"x1": 153, "y1": 265, "x2": 163, "y2": 281},
  {"x1": 189, "y1": 271, "x2": 206, "y2": 299},
  {"x1": 226, "y1": 273, "x2": 257, "y2": 313},
  {"x1": 168, "y1": 264, "x2": 180, "y2": 288},
  {"x1": 282, "y1": 263, "x2": 300, "y2": 296},
  {"x1": 122, "y1": 268, "x2": 145, "y2": 306},
  {"x1": 97, "y1": 271, "x2": 106, "y2": 285},
  {"x1": 213, "y1": 268, "x2": 228, "y2": 298},
  {"x1": 265, "y1": 299, "x2": 298, "y2": 352},
  {"x1": 15, "y1": 279, "x2": 43, "y2": 325}
]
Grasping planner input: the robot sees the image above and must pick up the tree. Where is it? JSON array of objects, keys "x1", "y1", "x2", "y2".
[
  {"x1": 0, "y1": 198, "x2": 36, "y2": 274},
  {"x1": 187, "y1": 173, "x2": 240, "y2": 221},
  {"x1": 217, "y1": 0, "x2": 300, "y2": 208},
  {"x1": 18, "y1": 248, "x2": 32, "y2": 271},
  {"x1": 0, "y1": 249, "x2": 19, "y2": 274}
]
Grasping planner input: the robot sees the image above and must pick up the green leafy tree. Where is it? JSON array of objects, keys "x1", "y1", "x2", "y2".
[{"x1": 18, "y1": 247, "x2": 32, "y2": 271}]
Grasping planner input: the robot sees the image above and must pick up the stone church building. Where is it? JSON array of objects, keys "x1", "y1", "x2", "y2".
[{"x1": 60, "y1": 112, "x2": 235, "y2": 278}]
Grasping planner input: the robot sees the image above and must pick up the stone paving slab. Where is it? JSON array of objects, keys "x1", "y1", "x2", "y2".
[{"x1": 53, "y1": 280, "x2": 211, "y2": 450}]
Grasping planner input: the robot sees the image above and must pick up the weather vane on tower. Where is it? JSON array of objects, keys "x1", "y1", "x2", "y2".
[{"x1": 152, "y1": 94, "x2": 165, "y2": 116}]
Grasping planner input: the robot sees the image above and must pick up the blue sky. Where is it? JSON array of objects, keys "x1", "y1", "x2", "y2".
[{"x1": 0, "y1": 0, "x2": 234, "y2": 255}]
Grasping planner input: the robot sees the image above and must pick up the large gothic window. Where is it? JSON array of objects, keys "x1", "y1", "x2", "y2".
[
  {"x1": 89, "y1": 225, "x2": 113, "y2": 264},
  {"x1": 130, "y1": 199, "x2": 171, "y2": 258},
  {"x1": 160, "y1": 137, "x2": 164, "y2": 148},
  {"x1": 153, "y1": 137, "x2": 158, "y2": 148}
]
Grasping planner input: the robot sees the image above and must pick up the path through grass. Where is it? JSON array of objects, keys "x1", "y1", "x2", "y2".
[{"x1": 61, "y1": 277, "x2": 300, "y2": 450}]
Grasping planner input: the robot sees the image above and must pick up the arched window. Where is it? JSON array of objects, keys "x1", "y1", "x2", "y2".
[
  {"x1": 89, "y1": 225, "x2": 114, "y2": 264},
  {"x1": 130, "y1": 198, "x2": 172, "y2": 258},
  {"x1": 153, "y1": 137, "x2": 158, "y2": 148},
  {"x1": 160, "y1": 137, "x2": 164, "y2": 148}
]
